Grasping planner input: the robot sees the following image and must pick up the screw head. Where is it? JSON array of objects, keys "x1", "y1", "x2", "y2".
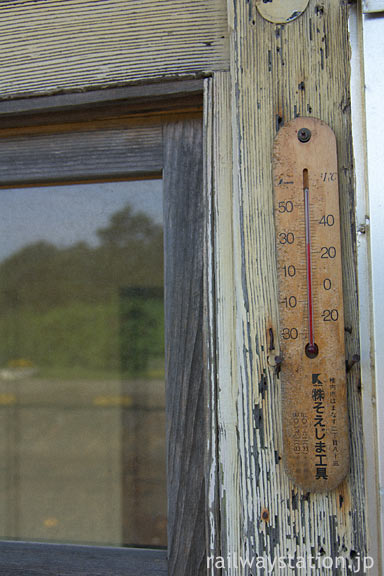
[{"x1": 298, "y1": 127, "x2": 311, "y2": 143}]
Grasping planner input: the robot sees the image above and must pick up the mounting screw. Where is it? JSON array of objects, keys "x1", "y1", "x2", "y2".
[
  {"x1": 298, "y1": 128, "x2": 311, "y2": 143},
  {"x1": 346, "y1": 354, "x2": 360, "y2": 373}
]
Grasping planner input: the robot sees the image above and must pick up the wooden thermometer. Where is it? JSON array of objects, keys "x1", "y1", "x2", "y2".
[{"x1": 273, "y1": 117, "x2": 349, "y2": 492}]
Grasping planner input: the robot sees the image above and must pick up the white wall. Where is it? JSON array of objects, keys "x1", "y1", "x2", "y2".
[{"x1": 350, "y1": 3, "x2": 384, "y2": 572}]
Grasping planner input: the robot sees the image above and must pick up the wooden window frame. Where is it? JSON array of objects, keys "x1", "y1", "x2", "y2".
[
  {"x1": 362, "y1": 0, "x2": 384, "y2": 13},
  {"x1": 0, "y1": 80, "x2": 207, "y2": 576}
]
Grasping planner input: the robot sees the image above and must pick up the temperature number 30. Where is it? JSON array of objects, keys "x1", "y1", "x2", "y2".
[{"x1": 282, "y1": 328, "x2": 298, "y2": 340}]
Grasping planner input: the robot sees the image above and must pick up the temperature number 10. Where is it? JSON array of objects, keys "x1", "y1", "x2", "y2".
[
  {"x1": 283, "y1": 265, "x2": 296, "y2": 277},
  {"x1": 282, "y1": 296, "x2": 297, "y2": 309}
]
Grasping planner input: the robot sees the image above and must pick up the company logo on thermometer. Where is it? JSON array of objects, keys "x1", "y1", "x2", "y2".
[{"x1": 273, "y1": 117, "x2": 349, "y2": 492}]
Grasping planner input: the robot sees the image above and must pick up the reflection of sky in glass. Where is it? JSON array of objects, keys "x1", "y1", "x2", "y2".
[{"x1": 0, "y1": 180, "x2": 162, "y2": 262}]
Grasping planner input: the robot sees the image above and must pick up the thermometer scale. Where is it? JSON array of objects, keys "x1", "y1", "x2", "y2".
[{"x1": 273, "y1": 117, "x2": 349, "y2": 492}]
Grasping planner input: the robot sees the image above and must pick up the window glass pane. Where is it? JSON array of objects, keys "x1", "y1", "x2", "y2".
[{"x1": 0, "y1": 180, "x2": 166, "y2": 547}]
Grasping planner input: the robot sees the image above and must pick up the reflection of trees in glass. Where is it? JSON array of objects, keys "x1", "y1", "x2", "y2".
[{"x1": 0, "y1": 204, "x2": 164, "y2": 378}]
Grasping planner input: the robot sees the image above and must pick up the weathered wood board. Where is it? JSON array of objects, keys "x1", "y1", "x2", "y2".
[
  {"x1": 0, "y1": 0, "x2": 372, "y2": 571},
  {"x1": 0, "y1": 0, "x2": 229, "y2": 99},
  {"x1": 363, "y1": 0, "x2": 384, "y2": 13},
  {"x1": 209, "y1": 0, "x2": 367, "y2": 571},
  {"x1": 0, "y1": 542, "x2": 167, "y2": 576},
  {"x1": 205, "y1": 71, "x2": 236, "y2": 576},
  {"x1": 163, "y1": 119, "x2": 206, "y2": 576},
  {"x1": 0, "y1": 123, "x2": 162, "y2": 185}
]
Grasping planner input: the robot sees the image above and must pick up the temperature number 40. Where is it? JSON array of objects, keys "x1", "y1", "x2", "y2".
[{"x1": 319, "y1": 214, "x2": 335, "y2": 226}]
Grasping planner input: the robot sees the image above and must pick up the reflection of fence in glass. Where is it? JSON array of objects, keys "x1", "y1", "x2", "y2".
[{"x1": 119, "y1": 286, "x2": 164, "y2": 378}]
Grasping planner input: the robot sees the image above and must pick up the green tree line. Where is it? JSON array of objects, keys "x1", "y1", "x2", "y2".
[{"x1": 0, "y1": 204, "x2": 164, "y2": 378}]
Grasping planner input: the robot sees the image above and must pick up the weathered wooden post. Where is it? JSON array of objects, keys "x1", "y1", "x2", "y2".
[{"x1": 207, "y1": 1, "x2": 371, "y2": 573}]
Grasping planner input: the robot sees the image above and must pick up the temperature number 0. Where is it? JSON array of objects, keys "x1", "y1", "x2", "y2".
[{"x1": 323, "y1": 278, "x2": 332, "y2": 290}]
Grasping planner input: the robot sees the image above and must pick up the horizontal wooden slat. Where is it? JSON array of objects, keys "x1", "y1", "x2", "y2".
[
  {"x1": 0, "y1": 542, "x2": 167, "y2": 575},
  {"x1": 0, "y1": 0, "x2": 228, "y2": 100},
  {"x1": 0, "y1": 124, "x2": 162, "y2": 185},
  {"x1": 0, "y1": 80, "x2": 204, "y2": 118},
  {"x1": 363, "y1": 0, "x2": 384, "y2": 12}
]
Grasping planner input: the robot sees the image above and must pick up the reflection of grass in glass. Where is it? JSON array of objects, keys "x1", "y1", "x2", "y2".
[
  {"x1": 0, "y1": 301, "x2": 119, "y2": 372},
  {"x1": 146, "y1": 356, "x2": 166, "y2": 380},
  {"x1": 36, "y1": 365, "x2": 122, "y2": 382},
  {"x1": 0, "y1": 297, "x2": 164, "y2": 381},
  {"x1": 36, "y1": 364, "x2": 164, "y2": 381}
]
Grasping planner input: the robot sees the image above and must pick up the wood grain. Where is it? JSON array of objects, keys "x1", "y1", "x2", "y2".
[
  {"x1": 163, "y1": 119, "x2": 206, "y2": 576},
  {"x1": 0, "y1": 80, "x2": 204, "y2": 118},
  {"x1": 212, "y1": 0, "x2": 367, "y2": 569},
  {"x1": 205, "y1": 72, "x2": 235, "y2": 575},
  {"x1": 0, "y1": 542, "x2": 167, "y2": 575},
  {"x1": 362, "y1": 0, "x2": 384, "y2": 12},
  {"x1": 0, "y1": 123, "x2": 162, "y2": 185},
  {"x1": 0, "y1": 100, "x2": 207, "y2": 573},
  {"x1": 349, "y1": 5, "x2": 381, "y2": 567},
  {"x1": 0, "y1": 0, "x2": 228, "y2": 100},
  {"x1": 0, "y1": 81, "x2": 204, "y2": 137}
]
